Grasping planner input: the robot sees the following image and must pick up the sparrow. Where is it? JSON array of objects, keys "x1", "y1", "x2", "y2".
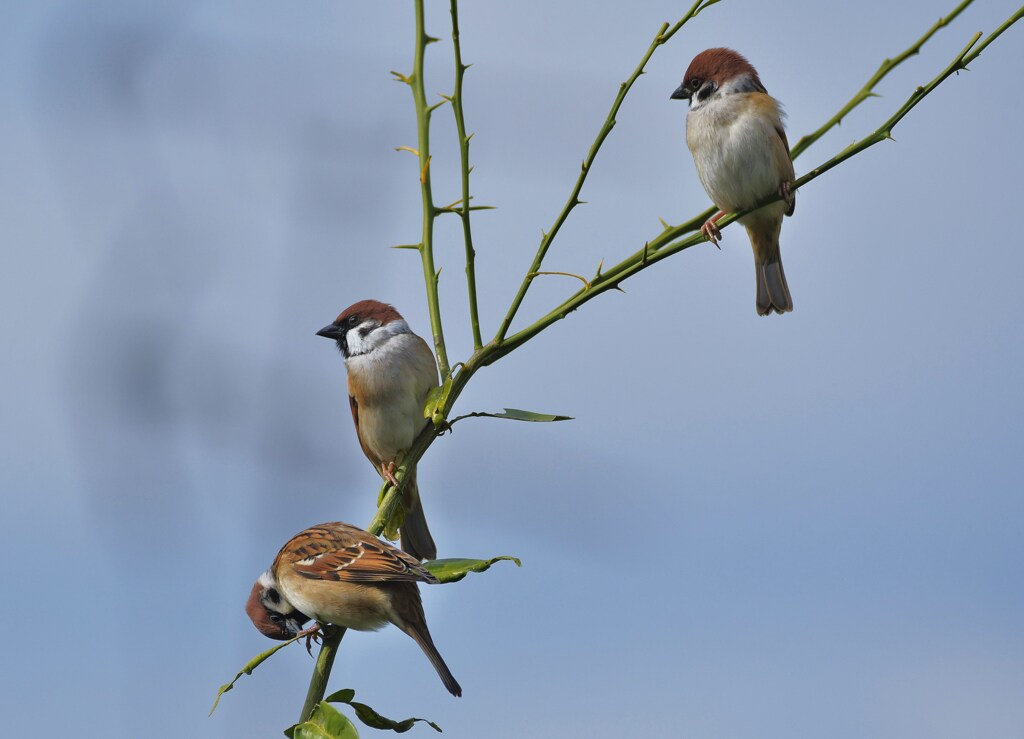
[
  {"x1": 672, "y1": 47, "x2": 796, "y2": 315},
  {"x1": 317, "y1": 300, "x2": 440, "y2": 561},
  {"x1": 246, "y1": 521, "x2": 462, "y2": 697}
]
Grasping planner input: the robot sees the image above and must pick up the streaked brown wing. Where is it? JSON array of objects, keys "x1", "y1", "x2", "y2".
[
  {"x1": 287, "y1": 522, "x2": 438, "y2": 584},
  {"x1": 774, "y1": 124, "x2": 796, "y2": 217},
  {"x1": 347, "y1": 392, "x2": 382, "y2": 469},
  {"x1": 348, "y1": 393, "x2": 359, "y2": 428}
]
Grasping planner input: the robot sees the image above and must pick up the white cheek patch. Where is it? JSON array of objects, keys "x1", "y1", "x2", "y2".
[
  {"x1": 345, "y1": 323, "x2": 373, "y2": 356},
  {"x1": 346, "y1": 319, "x2": 411, "y2": 357},
  {"x1": 344, "y1": 319, "x2": 380, "y2": 356},
  {"x1": 688, "y1": 84, "x2": 717, "y2": 112},
  {"x1": 256, "y1": 571, "x2": 292, "y2": 615}
]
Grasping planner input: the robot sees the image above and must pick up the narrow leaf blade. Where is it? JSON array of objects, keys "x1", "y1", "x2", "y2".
[
  {"x1": 210, "y1": 638, "x2": 300, "y2": 715},
  {"x1": 493, "y1": 407, "x2": 573, "y2": 422},
  {"x1": 325, "y1": 689, "x2": 441, "y2": 733},
  {"x1": 449, "y1": 408, "x2": 574, "y2": 425},
  {"x1": 423, "y1": 556, "x2": 522, "y2": 583}
]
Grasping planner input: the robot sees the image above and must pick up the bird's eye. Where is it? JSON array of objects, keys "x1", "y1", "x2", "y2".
[
  {"x1": 269, "y1": 613, "x2": 283, "y2": 624},
  {"x1": 347, "y1": 315, "x2": 359, "y2": 327},
  {"x1": 689, "y1": 77, "x2": 701, "y2": 89}
]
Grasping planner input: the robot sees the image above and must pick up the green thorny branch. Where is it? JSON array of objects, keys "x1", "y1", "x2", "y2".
[
  {"x1": 448, "y1": 0, "x2": 484, "y2": 350},
  {"x1": 307, "y1": 0, "x2": 1022, "y2": 720},
  {"x1": 494, "y1": 0, "x2": 724, "y2": 342},
  {"x1": 369, "y1": 0, "x2": 1021, "y2": 539},
  {"x1": 392, "y1": 0, "x2": 452, "y2": 378}
]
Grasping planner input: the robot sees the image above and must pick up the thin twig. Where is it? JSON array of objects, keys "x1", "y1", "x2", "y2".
[
  {"x1": 450, "y1": 0, "x2": 484, "y2": 350},
  {"x1": 369, "y1": 5, "x2": 1021, "y2": 535},
  {"x1": 486, "y1": 17, "x2": 1020, "y2": 361},
  {"x1": 790, "y1": 0, "x2": 975, "y2": 158},
  {"x1": 493, "y1": 0, "x2": 722, "y2": 342},
  {"x1": 409, "y1": 0, "x2": 451, "y2": 378}
]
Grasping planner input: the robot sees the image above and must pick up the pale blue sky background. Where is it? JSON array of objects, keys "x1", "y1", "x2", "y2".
[{"x1": 2, "y1": 1, "x2": 1023, "y2": 737}]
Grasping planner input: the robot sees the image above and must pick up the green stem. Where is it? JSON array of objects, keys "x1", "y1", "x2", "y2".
[
  {"x1": 296, "y1": 6, "x2": 1022, "y2": 727},
  {"x1": 790, "y1": 0, "x2": 975, "y2": 159},
  {"x1": 490, "y1": 18, "x2": 1021, "y2": 357},
  {"x1": 298, "y1": 626, "x2": 346, "y2": 723},
  {"x1": 449, "y1": 0, "x2": 484, "y2": 350},
  {"x1": 493, "y1": 0, "x2": 722, "y2": 342},
  {"x1": 368, "y1": 4, "x2": 1022, "y2": 531},
  {"x1": 410, "y1": 0, "x2": 451, "y2": 378}
]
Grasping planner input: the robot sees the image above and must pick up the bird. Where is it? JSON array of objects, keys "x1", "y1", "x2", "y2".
[
  {"x1": 671, "y1": 47, "x2": 796, "y2": 315},
  {"x1": 316, "y1": 300, "x2": 439, "y2": 561},
  {"x1": 245, "y1": 521, "x2": 462, "y2": 697}
]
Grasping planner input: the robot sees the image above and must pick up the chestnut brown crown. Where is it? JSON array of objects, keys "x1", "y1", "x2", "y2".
[
  {"x1": 682, "y1": 47, "x2": 763, "y2": 91},
  {"x1": 334, "y1": 299, "x2": 403, "y2": 328}
]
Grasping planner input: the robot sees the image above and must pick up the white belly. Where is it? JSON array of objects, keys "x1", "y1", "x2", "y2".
[{"x1": 686, "y1": 95, "x2": 783, "y2": 213}]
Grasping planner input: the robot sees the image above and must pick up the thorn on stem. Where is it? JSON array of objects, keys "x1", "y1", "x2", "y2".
[{"x1": 529, "y1": 271, "x2": 592, "y2": 289}]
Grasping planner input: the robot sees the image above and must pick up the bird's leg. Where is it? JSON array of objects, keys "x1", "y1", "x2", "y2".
[
  {"x1": 779, "y1": 180, "x2": 794, "y2": 208},
  {"x1": 297, "y1": 623, "x2": 324, "y2": 656},
  {"x1": 701, "y1": 211, "x2": 725, "y2": 248},
  {"x1": 381, "y1": 461, "x2": 400, "y2": 488}
]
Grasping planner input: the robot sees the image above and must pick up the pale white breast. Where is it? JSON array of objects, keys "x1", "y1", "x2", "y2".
[
  {"x1": 686, "y1": 93, "x2": 786, "y2": 215},
  {"x1": 346, "y1": 330, "x2": 438, "y2": 462}
]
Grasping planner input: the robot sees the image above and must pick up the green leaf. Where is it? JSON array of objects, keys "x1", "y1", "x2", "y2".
[
  {"x1": 285, "y1": 702, "x2": 360, "y2": 739},
  {"x1": 423, "y1": 376, "x2": 454, "y2": 427},
  {"x1": 325, "y1": 690, "x2": 441, "y2": 734},
  {"x1": 448, "y1": 408, "x2": 573, "y2": 425},
  {"x1": 210, "y1": 637, "x2": 301, "y2": 715},
  {"x1": 424, "y1": 556, "x2": 522, "y2": 583}
]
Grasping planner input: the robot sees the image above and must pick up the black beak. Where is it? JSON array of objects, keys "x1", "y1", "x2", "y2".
[
  {"x1": 316, "y1": 323, "x2": 344, "y2": 341},
  {"x1": 670, "y1": 83, "x2": 690, "y2": 101},
  {"x1": 286, "y1": 613, "x2": 311, "y2": 636}
]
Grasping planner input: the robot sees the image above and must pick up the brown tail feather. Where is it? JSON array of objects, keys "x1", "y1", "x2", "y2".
[
  {"x1": 407, "y1": 625, "x2": 462, "y2": 697},
  {"x1": 400, "y1": 470, "x2": 437, "y2": 561},
  {"x1": 391, "y1": 590, "x2": 462, "y2": 697},
  {"x1": 747, "y1": 221, "x2": 793, "y2": 316}
]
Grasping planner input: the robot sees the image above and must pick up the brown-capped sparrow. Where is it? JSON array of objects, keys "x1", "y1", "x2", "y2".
[
  {"x1": 672, "y1": 48, "x2": 796, "y2": 315},
  {"x1": 245, "y1": 521, "x2": 462, "y2": 697},
  {"x1": 316, "y1": 300, "x2": 439, "y2": 561}
]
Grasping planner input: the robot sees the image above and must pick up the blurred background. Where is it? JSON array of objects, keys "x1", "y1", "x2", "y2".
[{"x1": 2, "y1": 1, "x2": 1023, "y2": 736}]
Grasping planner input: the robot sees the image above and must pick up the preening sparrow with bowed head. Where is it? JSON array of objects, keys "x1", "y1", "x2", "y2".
[
  {"x1": 245, "y1": 521, "x2": 462, "y2": 697},
  {"x1": 317, "y1": 300, "x2": 439, "y2": 561},
  {"x1": 672, "y1": 48, "x2": 796, "y2": 315}
]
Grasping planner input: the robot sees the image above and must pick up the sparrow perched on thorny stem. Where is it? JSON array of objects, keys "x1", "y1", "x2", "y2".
[
  {"x1": 246, "y1": 521, "x2": 462, "y2": 697},
  {"x1": 317, "y1": 300, "x2": 439, "y2": 561},
  {"x1": 672, "y1": 47, "x2": 797, "y2": 315}
]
